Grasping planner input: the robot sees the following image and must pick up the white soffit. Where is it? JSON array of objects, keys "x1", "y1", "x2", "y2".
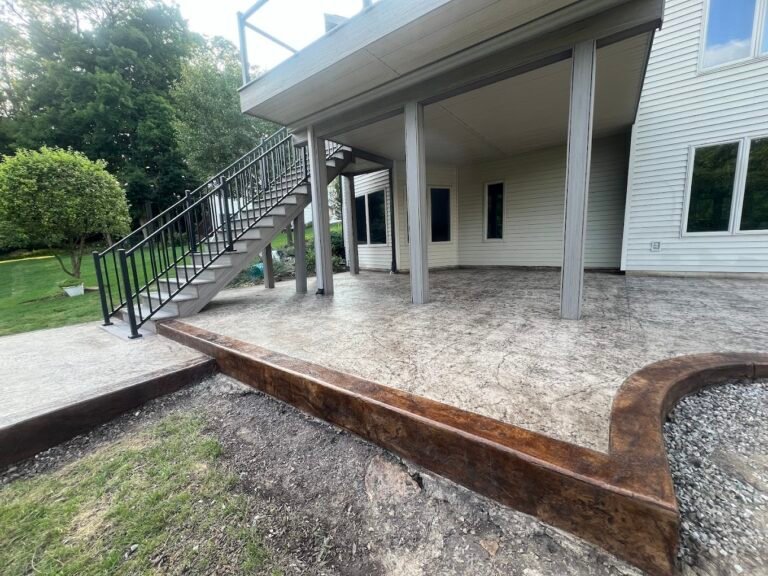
[
  {"x1": 335, "y1": 34, "x2": 652, "y2": 165},
  {"x1": 241, "y1": 0, "x2": 579, "y2": 124}
]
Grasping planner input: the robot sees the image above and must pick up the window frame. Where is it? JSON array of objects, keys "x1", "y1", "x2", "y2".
[
  {"x1": 428, "y1": 185, "x2": 453, "y2": 244},
  {"x1": 483, "y1": 181, "x2": 505, "y2": 242},
  {"x1": 355, "y1": 188, "x2": 389, "y2": 246},
  {"x1": 698, "y1": 0, "x2": 768, "y2": 73},
  {"x1": 681, "y1": 136, "x2": 768, "y2": 237}
]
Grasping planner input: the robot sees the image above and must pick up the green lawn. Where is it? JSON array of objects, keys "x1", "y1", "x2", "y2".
[
  {"x1": 0, "y1": 222, "x2": 343, "y2": 337},
  {"x1": 0, "y1": 255, "x2": 104, "y2": 337},
  {"x1": 0, "y1": 413, "x2": 273, "y2": 575}
]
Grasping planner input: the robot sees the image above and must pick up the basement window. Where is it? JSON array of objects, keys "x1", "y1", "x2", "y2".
[
  {"x1": 430, "y1": 187, "x2": 451, "y2": 243},
  {"x1": 355, "y1": 195, "x2": 367, "y2": 244},
  {"x1": 355, "y1": 190, "x2": 387, "y2": 245},
  {"x1": 686, "y1": 142, "x2": 739, "y2": 233},
  {"x1": 485, "y1": 182, "x2": 504, "y2": 240},
  {"x1": 368, "y1": 190, "x2": 387, "y2": 244},
  {"x1": 740, "y1": 138, "x2": 768, "y2": 231},
  {"x1": 684, "y1": 136, "x2": 768, "y2": 234}
]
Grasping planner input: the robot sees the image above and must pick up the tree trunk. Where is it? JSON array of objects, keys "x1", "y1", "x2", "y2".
[{"x1": 285, "y1": 225, "x2": 294, "y2": 246}]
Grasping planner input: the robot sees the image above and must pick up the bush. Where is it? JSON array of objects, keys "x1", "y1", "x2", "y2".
[
  {"x1": 0, "y1": 148, "x2": 130, "y2": 278},
  {"x1": 330, "y1": 228, "x2": 345, "y2": 260}
]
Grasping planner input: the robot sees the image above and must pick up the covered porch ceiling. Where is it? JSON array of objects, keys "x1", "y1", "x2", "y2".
[{"x1": 334, "y1": 33, "x2": 651, "y2": 165}]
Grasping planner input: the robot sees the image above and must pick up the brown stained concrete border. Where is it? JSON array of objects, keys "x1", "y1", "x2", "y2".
[
  {"x1": 158, "y1": 319, "x2": 768, "y2": 576},
  {"x1": 0, "y1": 357, "x2": 216, "y2": 469}
]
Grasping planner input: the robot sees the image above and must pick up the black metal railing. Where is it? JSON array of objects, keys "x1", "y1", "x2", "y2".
[{"x1": 94, "y1": 130, "x2": 347, "y2": 338}]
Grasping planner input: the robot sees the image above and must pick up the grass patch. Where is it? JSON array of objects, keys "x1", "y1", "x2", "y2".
[
  {"x1": 0, "y1": 414, "x2": 270, "y2": 575},
  {"x1": 0, "y1": 255, "x2": 104, "y2": 336}
]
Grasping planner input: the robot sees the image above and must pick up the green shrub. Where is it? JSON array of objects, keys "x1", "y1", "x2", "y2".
[{"x1": 0, "y1": 148, "x2": 130, "y2": 278}]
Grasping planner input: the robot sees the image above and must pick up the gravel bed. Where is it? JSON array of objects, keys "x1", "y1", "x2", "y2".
[{"x1": 664, "y1": 378, "x2": 768, "y2": 575}]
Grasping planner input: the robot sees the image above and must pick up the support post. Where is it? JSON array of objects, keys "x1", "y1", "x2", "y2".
[
  {"x1": 307, "y1": 126, "x2": 334, "y2": 295},
  {"x1": 294, "y1": 212, "x2": 307, "y2": 294},
  {"x1": 237, "y1": 12, "x2": 250, "y2": 85},
  {"x1": 263, "y1": 243, "x2": 275, "y2": 289},
  {"x1": 92, "y1": 251, "x2": 112, "y2": 326},
  {"x1": 404, "y1": 101, "x2": 429, "y2": 304},
  {"x1": 341, "y1": 174, "x2": 359, "y2": 275},
  {"x1": 561, "y1": 40, "x2": 596, "y2": 320}
]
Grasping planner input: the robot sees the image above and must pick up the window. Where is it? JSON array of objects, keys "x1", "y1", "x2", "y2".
[
  {"x1": 701, "y1": 0, "x2": 768, "y2": 69},
  {"x1": 685, "y1": 137, "x2": 768, "y2": 234},
  {"x1": 368, "y1": 190, "x2": 387, "y2": 244},
  {"x1": 686, "y1": 142, "x2": 739, "y2": 232},
  {"x1": 354, "y1": 190, "x2": 387, "y2": 245},
  {"x1": 355, "y1": 195, "x2": 367, "y2": 244},
  {"x1": 485, "y1": 182, "x2": 504, "y2": 240},
  {"x1": 741, "y1": 138, "x2": 768, "y2": 230},
  {"x1": 430, "y1": 187, "x2": 451, "y2": 242}
]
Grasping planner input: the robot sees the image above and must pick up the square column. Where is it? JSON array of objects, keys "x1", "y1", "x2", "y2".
[
  {"x1": 307, "y1": 126, "x2": 334, "y2": 295},
  {"x1": 341, "y1": 174, "x2": 359, "y2": 274},
  {"x1": 404, "y1": 101, "x2": 429, "y2": 304},
  {"x1": 561, "y1": 40, "x2": 596, "y2": 320},
  {"x1": 294, "y1": 212, "x2": 307, "y2": 294},
  {"x1": 262, "y1": 243, "x2": 275, "y2": 289}
]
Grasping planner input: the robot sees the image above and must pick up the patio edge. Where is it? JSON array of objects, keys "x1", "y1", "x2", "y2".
[
  {"x1": 153, "y1": 322, "x2": 768, "y2": 575},
  {"x1": 0, "y1": 357, "x2": 217, "y2": 469}
]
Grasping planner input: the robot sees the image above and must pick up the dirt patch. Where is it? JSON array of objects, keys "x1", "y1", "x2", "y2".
[{"x1": 2, "y1": 374, "x2": 645, "y2": 575}]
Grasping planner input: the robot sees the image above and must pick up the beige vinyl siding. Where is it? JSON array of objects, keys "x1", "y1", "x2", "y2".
[
  {"x1": 394, "y1": 162, "x2": 460, "y2": 271},
  {"x1": 457, "y1": 135, "x2": 629, "y2": 268},
  {"x1": 353, "y1": 170, "x2": 392, "y2": 271},
  {"x1": 623, "y1": 0, "x2": 768, "y2": 273}
]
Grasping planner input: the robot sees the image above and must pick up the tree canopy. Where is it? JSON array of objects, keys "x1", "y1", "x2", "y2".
[
  {"x1": 0, "y1": 147, "x2": 130, "y2": 277},
  {"x1": 172, "y1": 36, "x2": 278, "y2": 182}
]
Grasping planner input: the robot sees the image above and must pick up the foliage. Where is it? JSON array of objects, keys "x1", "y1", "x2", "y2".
[
  {"x1": 1, "y1": 0, "x2": 194, "y2": 219},
  {"x1": 172, "y1": 36, "x2": 278, "y2": 182},
  {"x1": 0, "y1": 148, "x2": 130, "y2": 277},
  {"x1": 0, "y1": 413, "x2": 271, "y2": 574},
  {"x1": 330, "y1": 227, "x2": 345, "y2": 260}
]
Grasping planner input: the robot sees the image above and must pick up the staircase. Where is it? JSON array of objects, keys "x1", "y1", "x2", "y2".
[{"x1": 94, "y1": 129, "x2": 352, "y2": 337}]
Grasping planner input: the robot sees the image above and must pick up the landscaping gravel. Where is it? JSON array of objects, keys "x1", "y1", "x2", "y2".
[{"x1": 664, "y1": 378, "x2": 768, "y2": 575}]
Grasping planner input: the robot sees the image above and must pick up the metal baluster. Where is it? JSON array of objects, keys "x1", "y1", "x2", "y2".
[{"x1": 118, "y1": 249, "x2": 141, "y2": 339}]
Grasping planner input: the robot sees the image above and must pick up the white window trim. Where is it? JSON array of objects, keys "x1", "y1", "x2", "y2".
[
  {"x1": 428, "y1": 185, "x2": 454, "y2": 245},
  {"x1": 356, "y1": 188, "x2": 390, "y2": 246},
  {"x1": 681, "y1": 136, "x2": 768, "y2": 237},
  {"x1": 483, "y1": 181, "x2": 505, "y2": 242},
  {"x1": 698, "y1": 0, "x2": 768, "y2": 73}
]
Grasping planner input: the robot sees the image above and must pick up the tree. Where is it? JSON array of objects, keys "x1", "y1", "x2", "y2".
[
  {"x1": 0, "y1": 147, "x2": 130, "y2": 277},
  {"x1": 1, "y1": 0, "x2": 194, "y2": 221},
  {"x1": 172, "y1": 36, "x2": 279, "y2": 182}
]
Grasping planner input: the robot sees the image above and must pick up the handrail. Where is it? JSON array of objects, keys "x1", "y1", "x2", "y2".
[
  {"x1": 94, "y1": 130, "x2": 346, "y2": 337},
  {"x1": 98, "y1": 127, "x2": 287, "y2": 257}
]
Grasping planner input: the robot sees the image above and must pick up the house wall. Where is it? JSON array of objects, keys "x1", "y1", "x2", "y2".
[
  {"x1": 622, "y1": 0, "x2": 768, "y2": 273},
  {"x1": 457, "y1": 135, "x2": 629, "y2": 268},
  {"x1": 356, "y1": 135, "x2": 628, "y2": 272}
]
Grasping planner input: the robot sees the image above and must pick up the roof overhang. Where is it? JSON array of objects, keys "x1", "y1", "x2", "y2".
[{"x1": 240, "y1": 0, "x2": 664, "y2": 140}]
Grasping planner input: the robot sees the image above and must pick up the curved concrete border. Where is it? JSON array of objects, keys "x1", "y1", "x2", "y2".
[{"x1": 157, "y1": 319, "x2": 768, "y2": 575}]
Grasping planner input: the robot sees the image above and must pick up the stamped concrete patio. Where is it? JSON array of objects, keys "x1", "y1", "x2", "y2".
[{"x1": 186, "y1": 268, "x2": 768, "y2": 452}]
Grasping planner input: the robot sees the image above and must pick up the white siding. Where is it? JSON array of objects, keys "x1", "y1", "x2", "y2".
[
  {"x1": 353, "y1": 170, "x2": 393, "y2": 271},
  {"x1": 457, "y1": 135, "x2": 629, "y2": 268},
  {"x1": 623, "y1": 0, "x2": 768, "y2": 273},
  {"x1": 393, "y1": 162, "x2": 460, "y2": 271}
]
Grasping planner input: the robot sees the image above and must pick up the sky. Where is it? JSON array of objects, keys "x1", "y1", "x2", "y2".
[{"x1": 175, "y1": 0, "x2": 371, "y2": 72}]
